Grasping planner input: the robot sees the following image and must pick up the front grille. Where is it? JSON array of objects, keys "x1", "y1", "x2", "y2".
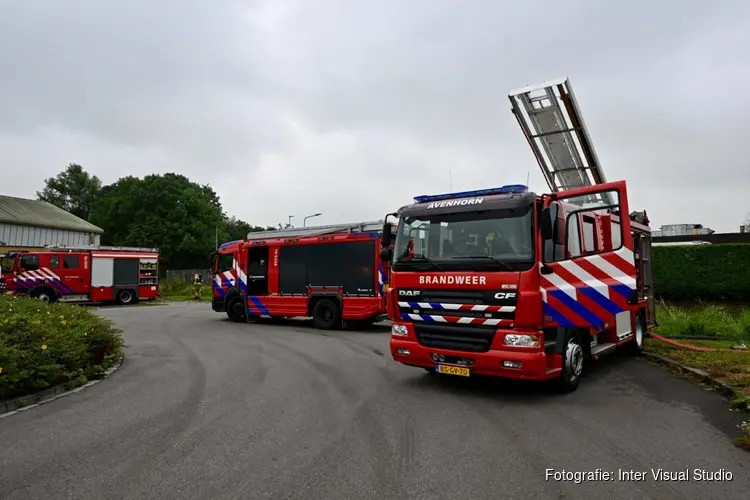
[
  {"x1": 413, "y1": 323, "x2": 496, "y2": 353},
  {"x1": 397, "y1": 288, "x2": 516, "y2": 322}
]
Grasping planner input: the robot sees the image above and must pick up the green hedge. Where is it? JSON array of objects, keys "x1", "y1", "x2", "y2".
[
  {"x1": 0, "y1": 296, "x2": 124, "y2": 401},
  {"x1": 653, "y1": 244, "x2": 750, "y2": 300}
]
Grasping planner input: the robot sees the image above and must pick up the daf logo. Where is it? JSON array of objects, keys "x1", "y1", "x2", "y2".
[
  {"x1": 494, "y1": 292, "x2": 517, "y2": 300},
  {"x1": 399, "y1": 290, "x2": 421, "y2": 297}
]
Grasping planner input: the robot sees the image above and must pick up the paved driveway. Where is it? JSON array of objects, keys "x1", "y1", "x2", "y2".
[{"x1": 0, "y1": 302, "x2": 747, "y2": 500}]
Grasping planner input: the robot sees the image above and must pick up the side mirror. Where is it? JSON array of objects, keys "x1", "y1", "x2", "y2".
[
  {"x1": 379, "y1": 247, "x2": 393, "y2": 262},
  {"x1": 381, "y1": 223, "x2": 393, "y2": 247},
  {"x1": 540, "y1": 208, "x2": 553, "y2": 240}
]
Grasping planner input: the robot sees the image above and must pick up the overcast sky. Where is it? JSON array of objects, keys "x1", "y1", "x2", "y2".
[{"x1": 1, "y1": 0, "x2": 749, "y2": 233}]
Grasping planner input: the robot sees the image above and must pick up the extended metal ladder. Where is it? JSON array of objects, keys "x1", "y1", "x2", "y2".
[{"x1": 508, "y1": 77, "x2": 613, "y2": 206}]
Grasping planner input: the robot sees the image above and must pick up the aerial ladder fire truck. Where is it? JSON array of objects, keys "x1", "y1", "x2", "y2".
[{"x1": 380, "y1": 77, "x2": 655, "y2": 392}]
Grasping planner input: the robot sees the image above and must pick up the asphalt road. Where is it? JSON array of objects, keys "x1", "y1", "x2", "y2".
[{"x1": 1, "y1": 303, "x2": 748, "y2": 500}]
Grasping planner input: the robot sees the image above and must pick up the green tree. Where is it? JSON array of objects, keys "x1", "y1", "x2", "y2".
[
  {"x1": 37, "y1": 163, "x2": 103, "y2": 220},
  {"x1": 221, "y1": 217, "x2": 272, "y2": 242},
  {"x1": 89, "y1": 173, "x2": 225, "y2": 269}
]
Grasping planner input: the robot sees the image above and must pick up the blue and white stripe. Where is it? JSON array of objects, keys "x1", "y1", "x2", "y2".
[{"x1": 397, "y1": 302, "x2": 515, "y2": 313}]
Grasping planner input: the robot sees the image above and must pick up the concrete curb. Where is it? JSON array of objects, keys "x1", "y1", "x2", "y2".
[
  {"x1": 0, "y1": 356, "x2": 124, "y2": 420},
  {"x1": 642, "y1": 351, "x2": 736, "y2": 399}
]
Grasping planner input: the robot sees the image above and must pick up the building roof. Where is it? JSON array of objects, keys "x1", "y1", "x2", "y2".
[{"x1": 0, "y1": 195, "x2": 104, "y2": 234}]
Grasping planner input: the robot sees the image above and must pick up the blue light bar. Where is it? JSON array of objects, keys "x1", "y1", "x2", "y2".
[
  {"x1": 219, "y1": 240, "x2": 240, "y2": 249},
  {"x1": 413, "y1": 184, "x2": 529, "y2": 204}
]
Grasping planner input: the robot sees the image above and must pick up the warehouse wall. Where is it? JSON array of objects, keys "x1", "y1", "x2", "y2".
[{"x1": 0, "y1": 222, "x2": 101, "y2": 248}]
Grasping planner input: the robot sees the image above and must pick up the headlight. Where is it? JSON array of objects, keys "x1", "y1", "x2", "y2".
[
  {"x1": 504, "y1": 334, "x2": 540, "y2": 348},
  {"x1": 392, "y1": 324, "x2": 409, "y2": 337}
]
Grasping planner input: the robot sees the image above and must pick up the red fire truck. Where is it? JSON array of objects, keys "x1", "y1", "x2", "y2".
[
  {"x1": 211, "y1": 221, "x2": 392, "y2": 328},
  {"x1": 1, "y1": 245, "x2": 159, "y2": 305},
  {"x1": 380, "y1": 78, "x2": 655, "y2": 392}
]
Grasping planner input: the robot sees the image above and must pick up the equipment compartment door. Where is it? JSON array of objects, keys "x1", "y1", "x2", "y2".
[
  {"x1": 541, "y1": 181, "x2": 638, "y2": 336},
  {"x1": 246, "y1": 246, "x2": 269, "y2": 296}
]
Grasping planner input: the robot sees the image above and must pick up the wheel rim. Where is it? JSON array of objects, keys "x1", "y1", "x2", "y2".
[
  {"x1": 322, "y1": 307, "x2": 333, "y2": 323},
  {"x1": 565, "y1": 339, "x2": 584, "y2": 379},
  {"x1": 39, "y1": 294, "x2": 51, "y2": 304},
  {"x1": 635, "y1": 318, "x2": 644, "y2": 347},
  {"x1": 232, "y1": 301, "x2": 244, "y2": 317},
  {"x1": 121, "y1": 291, "x2": 132, "y2": 302}
]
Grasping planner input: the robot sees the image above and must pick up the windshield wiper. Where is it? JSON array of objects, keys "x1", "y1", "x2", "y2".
[
  {"x1": 454, "y1": 255, "x2": 515, "y2": 271},
  {"x1": 399, "y1": 255, "x2": 444, "y2": 271}
]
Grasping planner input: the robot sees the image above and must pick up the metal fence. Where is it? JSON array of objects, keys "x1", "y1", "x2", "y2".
[{"x1": 165, "y1": 269, "x2": 212, "y2": 283}]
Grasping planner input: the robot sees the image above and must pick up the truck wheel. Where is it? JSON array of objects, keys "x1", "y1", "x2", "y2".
[
  {"x1": 312, "y1": 299, "x2": 341, "y2": 330},
  {"x1": 556, "y1": 332, "x2": 584, "y2": 393},
  {"x1": 32, "y1": 288, "x2": 56, "y2": 304},
  {"x1": 627, "y1": 313, "x2": 646, "y2": 356},
  {"x1": 117, "y1": 289, "x2": 136, "y2": 305},
  {"x1": 226, "y1": 296, "x2": 247, "y2": 323}
]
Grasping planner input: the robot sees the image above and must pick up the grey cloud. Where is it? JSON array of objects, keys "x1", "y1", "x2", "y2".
[{"x1": 1, "y1": 0, "x2": 749, "y2": 231}]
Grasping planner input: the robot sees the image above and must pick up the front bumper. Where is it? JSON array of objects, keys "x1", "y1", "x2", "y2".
[
  {"x1": 212, "y1": 296, "x2": 225, "y2": 312},
  {"x1": 390, "y1": 324, "x2": 562, "y2": 381}
]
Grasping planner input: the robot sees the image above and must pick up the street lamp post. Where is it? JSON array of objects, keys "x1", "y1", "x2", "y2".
[{"x1": 303, "y1": 213, "x2": 322, "y2": 227}]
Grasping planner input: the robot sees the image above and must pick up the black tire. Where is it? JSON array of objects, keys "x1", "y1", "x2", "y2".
[
  {"x1": 312, "y1": 299, "x2": 341, "y2": 330},
  {"x1": 555, "y1": 332, "x2": 584, "y2": 393},
  {"x1": 117, "y1": 289, "x2": 136, "y2": 305},
  {"x1": 226, "y1": 296, "x2": 247, "y2": 323},
  {"x1": 32, "y1": 288, "x2": 56, "y2": 304},
  {"x1": 627, "y1": 313, "x2": 646, "y2": 356}
]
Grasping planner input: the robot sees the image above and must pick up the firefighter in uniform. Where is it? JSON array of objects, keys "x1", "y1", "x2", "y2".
[
  {"x1": 485, "y1": 230, "x2": 501, "y2": 255},
  {"x1": 192, "y1": 273, "x2": 203, "y2": 300}
]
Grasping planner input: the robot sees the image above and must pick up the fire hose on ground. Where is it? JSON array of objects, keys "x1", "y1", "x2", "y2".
[{"x1": 648, "y1": 330, "x2": 749, "y2": 353}]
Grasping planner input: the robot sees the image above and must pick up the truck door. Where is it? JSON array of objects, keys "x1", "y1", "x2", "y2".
[
  {"x1": 16, "y1": 254, "x2": 40, "y2": 292},
  {"x1": 60, "y1": 253, "x2": 87, "y2": 294},
  {"x1": 246, "y1": 246, "x2": 269, "y2": 296},
  {"x1": 541, "y1": 181, "x2": 638, "y2": 338}
]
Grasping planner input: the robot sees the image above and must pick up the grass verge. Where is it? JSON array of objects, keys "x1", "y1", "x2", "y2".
[
  {"x1": 0, "y1": 295, "x2": 124, "y2": 402},
  {"x1": 648, "y1": 302, "x2": 750, "y2": 449},
  {"x1": 158, "y1": 280, "x2": 210, "y2": 302}
]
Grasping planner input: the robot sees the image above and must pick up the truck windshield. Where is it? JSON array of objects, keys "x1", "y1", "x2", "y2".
[
  {"x1": 0, "y1": 255, "x2": 14, "y2": 274},
  {"x1": 216, "y1": 252, "x2": 234, "y2": 274},
  {"x1": 392, "y1": 208, "x2": 534, "y2": 271}
]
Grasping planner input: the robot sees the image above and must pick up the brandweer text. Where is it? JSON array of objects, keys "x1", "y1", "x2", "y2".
[{"x1": 418, "y1": 275, "x2": 487, "y2": 285}]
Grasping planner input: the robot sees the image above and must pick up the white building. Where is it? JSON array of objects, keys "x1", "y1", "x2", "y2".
[{"x1": 0, "y1": 194, "x2": 103, "y2": 251}]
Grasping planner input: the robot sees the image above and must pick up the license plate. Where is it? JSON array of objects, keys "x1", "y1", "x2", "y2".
[{"x1": 436, "y1": 364, "x2": 470, "y2": 377}]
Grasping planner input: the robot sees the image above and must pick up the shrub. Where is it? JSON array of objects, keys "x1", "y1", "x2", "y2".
[
  {"x1": 656, "y1": 302, "x2": 750, "y2": 340},
  {"x1": 653, "y1": 244, "x2": 750, "y2": 300},
  {"x1": 0, "y1": 296, "x2": 124, "y2": 401}
]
